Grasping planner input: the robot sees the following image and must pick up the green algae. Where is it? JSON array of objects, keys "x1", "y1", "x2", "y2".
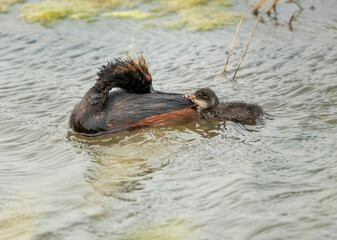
[
  {"x1": 160, "y1": 0, "x2": 206, "y2": 12},
  {"x1": 8, "y1": 0, "x2": 240, "y2": 31},
  {"x1": 150, "y1": 0, "x2": 231, "y2": 13},
  {"x1": 70, "y1": 12, "x2": 96, "y2": 22},
  {"x1": 164, "y1": 7, "x2": 241, "y2": 32},
  {"x1": 157, "y1": 0, "x2": 238, "y2": 31},
  {"x1": 0, "y1": 0, "x2": 24, "y2": 13},
  {"x1": 103, "y1": 10, "x2": 153, "y2": 20},
  {"x1": 20, "y1": 0, "x2": 130, "y2": 22}
]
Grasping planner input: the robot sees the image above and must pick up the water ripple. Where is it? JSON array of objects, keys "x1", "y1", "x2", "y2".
[{"x1": 1, "y1": 1, "x2": 337, "y2": 239}]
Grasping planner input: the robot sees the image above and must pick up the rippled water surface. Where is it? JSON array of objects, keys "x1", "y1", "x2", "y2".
[{"x1": 1, "y1": 0, "x2": 337, "y2": 239}]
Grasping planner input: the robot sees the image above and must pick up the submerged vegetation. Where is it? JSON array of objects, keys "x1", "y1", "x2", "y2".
[
  {"x1": 0, "y1": 0, "x2": 24, "y2": 13},
  {"x1": 120, "y1": 218, "x2": 192, "y2": 240},
  {"x1": 164, "y1": 8, "x2": 240, "y2": 31},
  {"x1": 102, "y1": 10, "x2": 153, "y2": 20},
  {"x1": 0, "y1": 0, "x2": 241, "y2": 31},
  {"x1": 19, "y1": 0, "x2": 133, "y2": 22}
]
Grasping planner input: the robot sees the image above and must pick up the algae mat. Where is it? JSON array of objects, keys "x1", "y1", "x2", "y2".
[{"x1": 1, "y1": 0, "x2": 240, "y2": 31}]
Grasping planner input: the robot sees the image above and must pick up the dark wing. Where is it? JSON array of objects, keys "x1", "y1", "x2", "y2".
[{"x1": 103, "y1": 92, "x2": 196, "y2": 132}]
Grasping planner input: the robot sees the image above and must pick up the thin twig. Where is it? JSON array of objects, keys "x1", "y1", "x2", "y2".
[
  {"x1": 219, "y1": 1, "x2": 255, "y2": 78},
  {"x1": 286, "y1": 0, "x2": 303, "y2": 11},
  {"x1": 232, "y1": 1, "x2": 268, "y2": 81},
  {"x1": 288, "y1": 10, "x2": 297, "y2": 30}
]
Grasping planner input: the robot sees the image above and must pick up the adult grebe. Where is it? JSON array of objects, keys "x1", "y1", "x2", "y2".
[
  {"x1": 69, "y1": 55, "x2": 196, "y2": 135},
  {"x1": 185, "y1": 88, "x2": 264, "y2": 125}
]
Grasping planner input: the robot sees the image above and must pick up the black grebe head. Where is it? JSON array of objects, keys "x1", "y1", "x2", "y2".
[
  {"x1": 187, "y1": 88, "x2": 220, "y2": 111},
  {"x1": 98, "y1": 54, "x2": 155, "y2": 94}
]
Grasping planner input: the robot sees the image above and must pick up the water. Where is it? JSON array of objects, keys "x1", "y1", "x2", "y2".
[{"x1": 1, "y1": 0, "x2": 337, "y2": 239}]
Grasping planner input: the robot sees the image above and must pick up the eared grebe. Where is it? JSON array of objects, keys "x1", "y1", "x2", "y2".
[
  {"x1": 69, "y1": 55, "x2": 196, "y2": 135},
  {"x1": 185, "y1": 88, "x2": 264, "y2": 125}
]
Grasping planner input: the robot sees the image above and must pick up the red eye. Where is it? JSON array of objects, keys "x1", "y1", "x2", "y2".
[{"x1": 146, "y1": 74, "x2": 151, "y2": 80}]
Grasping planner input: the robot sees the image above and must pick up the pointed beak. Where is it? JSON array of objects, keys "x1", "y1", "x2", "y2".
[{"x1": 183, "y1": 94, "x2": 196, "y2": 100}]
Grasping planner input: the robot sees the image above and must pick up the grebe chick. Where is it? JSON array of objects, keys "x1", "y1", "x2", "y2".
[
  {"x1": 185, "y1": 88, "x2": 264, "y2": 125},
  {"x1": 69, "y1": 55, "x2": 196, "y2": 135}
]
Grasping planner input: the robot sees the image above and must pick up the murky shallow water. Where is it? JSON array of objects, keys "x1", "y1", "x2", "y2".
[{"x1": 1, "y1": 0, "x2": 337, "y2": 239}]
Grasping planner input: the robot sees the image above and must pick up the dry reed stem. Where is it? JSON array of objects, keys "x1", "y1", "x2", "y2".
[
  {"x1": 232, "y1": 1, "x2": 268, "y2": 81},
  {"x1": 266, "y1": 0, "x2": 279, "y2": 15},
  {"x1": 219, "y1": 1, "x2": 255, "y2": 77},
  {"x1": 252, "y1": 0, "x2": 266, "y2": 15},
  {"x1": 287, "y1": 0, "x2": 303, "y2": 11},
  {"x1": 288, "y1": 10, "x2": 297, "y2": 30}
]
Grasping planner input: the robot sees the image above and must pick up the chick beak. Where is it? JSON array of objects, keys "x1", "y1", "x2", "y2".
[{"x1": 183, "y1": 94, "x2": 196, "y2": 100}]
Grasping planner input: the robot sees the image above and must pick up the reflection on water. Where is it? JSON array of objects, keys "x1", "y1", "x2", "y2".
[
  {"x1": 81, "y1": 121, "x2": 265, "y2": 202},
  {"x1": 78, "y1": 126, "x2": 200, "y2": 197},
  {"x1": 1, "y1": 0, "x2": 337, "y2": 239}
]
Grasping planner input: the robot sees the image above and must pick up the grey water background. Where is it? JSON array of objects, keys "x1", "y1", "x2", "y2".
[{"x1": 1, "y1": 0, "x2": 337, "y2": 239}]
